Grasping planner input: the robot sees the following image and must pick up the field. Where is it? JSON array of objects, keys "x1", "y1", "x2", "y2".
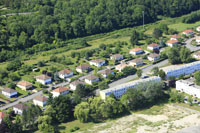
[{"x1": 56, "y1": 104, "x2": 200, "y2": 133}]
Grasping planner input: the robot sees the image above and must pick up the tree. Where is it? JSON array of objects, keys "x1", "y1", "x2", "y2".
[
  {"x1": 136, "y1": 69, "x2": 142, "y2": 78},
  {"x1": 122, "y1": 66, "x2": 137, "y2": 76},
  {"x1": 37, "y1": 115, "x2": 56, "y2": 133},
  {"x1": 74, "y1": 102, "x2": 90, "y2": 122},
  {"x1": 180, "y1": 46, "x2": 191, "y2": 63},
  {"x1": 98, "y1": 81, "x2": 108, "y2": 90},
  {"x1": 158, "y1": 70, "x2": 166, "y2": 80},
  {"x1": 152, "y1": 67, "x2": 159, "y2": 76},
  {"x1": 159, "y1": 24, "x2": 168, "y2": 34},
  {"x1": 153, "y1": 28, "x2": 162, "y2": 39},
  {"x1": 194, "y1": 71, "x2": 200, "y2": 85},
  {"x1": 188, "y1": 96, "x2": 193, "y2": 106},
  {"x1": 130, "y1": 30, "x2": 139, "y2": 46},
  {"x1": 74, "y1": 84, "x2": 89, "y2": 98}
]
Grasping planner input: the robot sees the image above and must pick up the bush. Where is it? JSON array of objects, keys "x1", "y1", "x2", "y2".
[
  {"x1": 70, "y1": 126, "x2": 80, "y2": 132},
  {"x1": 42, "y1": 90, "x2": 49, "y2": 94}
]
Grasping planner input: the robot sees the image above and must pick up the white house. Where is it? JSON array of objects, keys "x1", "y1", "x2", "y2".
[
  {"x1": 58, "y1": 69, "x2": 73, "y2": 79},
  {"x1": 89, "y1": 59, "x2": 105, "y2": 67},
  {"x1": 129, "y1": 58, "x2": 144, "y2": 67},
  {"x1": 115, "y1": 64, "x2": 128, "y2": 72},
  {"x1": 166, "y1": 40, "x2": 179, "y2": 47},
  {"x1": 196, "y1": 26, "x2": 200, "y2": 32},
  {"x1": 161, "y1": 61, "x2": 200, "y2": 79},
  {"x1": 147, "y1": 53, "x2": 160, "y2": 62},
  {"x1": 196, "y1": 37, "x2": 200, "y2": 44},
  {"x1": 98, "y1": 69, "x2": 114, "y2": 78},
  {"x1": 69, "y1": 80, "x2": 85, "y2": 91},
  {"x1": 129, "y1": 48, "x2": 144, "y2": 55},
  {"x1": 76, "y1": 64, "x2": 90, "y2": 73},
  {"x1": 147, "y1": 43, "x2": 159, "y2": 50},
  {"x1": 35, "y1": 75, "x2": 52, "y2": 85},
  {"x1": 2, "y1": 88, "x2": 18, "y2": 98},
  {"x1": 193, "y1": 51, "x2": 200, "y2": 60},
  {"x1": 170, "y1": 34, "x2": 181, "y2": 41},
  {"x1": 33, "y1": 96, "x2": 48, "y2": 107},
  {"x1": 51, "y1": 87, "x2": 69, "y2": 98},
  {"x1": 100, "y1": 76, "x2": 161, "y2": 100},
  {"x1": 176, "y1": 78, "x2": 200, "y2": 98},
  {"x1": 182, "y1": 29, "x2": 194, "y2": 36},
  {"x1": 110, "y1": 54, "x2": 124, "y2": 61},
  {"x1": 13, "y1": 104, "x2": 28, "y2": 115},
  {"x1": 0, "y1": 112, "x2": 6, "y2": 124},
  {"x1": 17, "y1": 81, "x2": 32, "y2": 91},
  {"x1": 84, "y1": 75, "x2": 99, "y2": 85}
]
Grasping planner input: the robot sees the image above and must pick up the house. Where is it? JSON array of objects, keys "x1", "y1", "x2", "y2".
[
  {"x1": 84, "y1": 75, "x2": 99, "y2": 85},
  {"x1": 147, "y1": 43, "x2": 159, "y2": 50},
  {"x1": 17, "y1": 81, "x2": 32, "y2": 91},
  {"x1": 110, "y1": 54, "x2": 124, "y2": 61},
  {"x1": 100, "y1": 76, "x2": 161, "y2": 100},
  {"x1": 129, "y1": 48, "x2": 144, "y2": 55},
  {"x1": 58, "y1": 69, "x2": 73, "y2": 79},
  {"x1": 89, "y1": 59, "x2": 105, "y2": 67},
  {"x1": 0, "y1": 112, "x2": 6, "y2": 123},
  {"x1": 129, "y1": 58, "x2": 144, "y2": 67},
  {"x1": 196, "y1": 37, "x2": 200, "y2": 44},
  {"x1": 51, "y1": 87, "x2": 70, "y2": 98},
  {"x1": 35, "y1": 75, "x2": 52, "y2": 85},
  {"x1": 115, "y1": 64, "x2": 128, "y2": 72},
  {"x1": 33, "y1": 96, "x2": 48, "y2": 107},
  {"x1": 176, "y1": 78, "x2": 200, "y2": 98},
  {"x1": 98, "y1": 69, "x2": 114, "y2": 78},
  {"x1": 2, "y1": 88, "x2": 18, "y2": 98},
  {"x1": 148, "y1": 53, "x2": 160, "y2": 62},
  {"x1": 13, "y1": 104, "x2": 28, "y2": 115},
  {"x1": 193, "y1": 51, "x2": 200, "y2": 60},
  {"x1": 161, "y1": 61, "x2": 200, "y2": 79},
  {"x1": 69, "y1": 80, "x2": 85, "y2": 91},
  {"x1": 76, "y1": 64, "x2": 90, "y2": 73},
  {"x1": 182, "y1": 29, "x2": 194, "y2": 36},
  {"x1": 166, "y1": 40, "x2": 179, "y2": 47},
  {"x1": 196, "y1": 26, "x2": 200, "y2": 32},
  {"x1": 170, "y1": 34, "x2": 181, "y2": 41}
]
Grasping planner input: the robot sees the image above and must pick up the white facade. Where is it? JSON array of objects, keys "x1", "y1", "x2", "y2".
[
  {"x1": 59, "y1": 72, "x2": 73, "y2": 79},
  {"x1": 110, "y1": 55, "x2": 124, "y2": 61},
  {"x1": 2, "y1": 91, "x2": 17, "y2": 98},
  {"x1": 196, "y1": 38, "x2": 200, "y2": 44},
  {"x1": 13, "y1": 107, "x2": 23, "y2": 115},
  {"x1": 17, "y1": 84, "x2": 32, "y2": 90},
  {"x1": 129, "y1": 60, "x2": 144, "y2": 67},
  {"x1": 148, "y1": 56, "x2": 160, "y2": 62},
  {"x1": 147, "y1": 46, "x2": 159, "y2": 50},
  {"x1": 85, "y1": 78, "x2": 99, "y2": 85},
  {"x1": 69, "y1": 84, "x2": 77, "y2": 91},
  {"x1": 76, "y1": 68, "x2": 83, "y2": 73},
  {"x1": 100, "y1": 76, "x2": 161, "y2": 100},
  {"x1": 129, "y1": 50, "x2": 143, "y2": 55},
  {"x1": 166, "y1": 42, "x2": 178, "y2": 47},
  {"x1": 176, "y1": 79, "x2": 200, "y2": 98},
  {"x1": 196, "y1": 27, "x2": 200, "y2": 32},
  {"x1": 89, "y1": 60, "x2": 105, "y2": 67},
  {"x1": 161, "y1": 61, "x2": 200, "y2": 79},
  {"x1": 51, "y1": 90, "x2": 69, "y2": 98},
  {"x1": 36, "y1": 78, "x2": 52, "y2": 85},
  {"x1": 101, "y1": 71, "x2": 114, "y2": 78},
  {"x1": 33, "y1": 99, "x2": 47, "y2": 107}
]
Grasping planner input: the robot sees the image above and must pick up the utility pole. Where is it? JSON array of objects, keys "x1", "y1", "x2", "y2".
[{"x1": 142, "y1": 11, "x2": 144, "y2": 29}]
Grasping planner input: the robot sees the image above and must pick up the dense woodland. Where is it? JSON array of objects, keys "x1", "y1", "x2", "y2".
[{"x1": 0, "y1": 0, "x2": 200, "y2": 62}]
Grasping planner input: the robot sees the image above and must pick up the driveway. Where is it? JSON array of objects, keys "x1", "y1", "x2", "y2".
[{"x1": 185, "y1": 36, "x2": 200, "y2": 52}]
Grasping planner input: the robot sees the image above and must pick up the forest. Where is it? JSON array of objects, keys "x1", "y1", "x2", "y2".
[{"x1": 0, "y1": 0, "x2": 200, "y2": 62}]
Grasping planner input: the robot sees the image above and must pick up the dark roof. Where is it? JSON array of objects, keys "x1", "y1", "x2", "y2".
[
  {"x1": 76, "y1": 64, "x2": 90, "y2": 70},
  {"x1": 2, "y1": 88, "x2": 17, "y2": 93},
  {"x1": 13, "y1": 104, "x2": 28, "y2": 110}
]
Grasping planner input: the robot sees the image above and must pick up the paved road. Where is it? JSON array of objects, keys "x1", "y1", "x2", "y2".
[
  {"x1": 0, "y1": 82, "x2": 69, "y2": 110},
  {"x1": 185, "y1": 36, "x2": 200, "y2": 52},
  {"x1": 1, "y1": 12, "x2": 33, "y2": 17}
]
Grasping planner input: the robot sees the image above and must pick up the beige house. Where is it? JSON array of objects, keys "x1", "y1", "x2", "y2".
[
  {"x1": 182, "y1": 29, "x2": 194, "y2": 36},
  {"x1": 166, "y1": 40, "x2": 179, "y2": 47},
  {"x1": 110, "y1": 54, "x2": 124, "y2": 61},
  {"x1": 98, "y1": 69, "x2": 114, "y2": 78},
  {"x1": 2, "y1": 88, "x2": 18, "y2": 98},
  {"x1": 89, "y1": 59, "x2": 105, "y2": 67},
  {"x1": 129, "y1": 48, "x2": 144, "y2": 55},
  {"x1": 58, "y1": 69, "x2": 73, "y2": 79},
  {"x1": 13, "y1": 104, "x2": 28, "y2": 115},
  {"x1": 33, "y1": 96, "x2": 48, "y2": 107},
  {"x1": 76, "y1": 64, "x2": 90, "y2": 73},
  {"x1": 84, "y1": 75, "x2": 99, "y2": 85},
  {"x1": 17, "y1": 81, "x2": 32, "y2": 91},
  {"x1": 147, "y1": 43, "x2": 159, "y2": 50},
  {"x1": 115, "y1": 64, "x2": 128, "y2": 72},
  {"x1": 35, "y1": 75, "x2": 52, "y2": 85},
  {"x1": 129, "y1": 58, "x2": 144, "y2": 67},
  {"x1": 70, "y1": 80, "x2": 85, "y2": 91},
  {"x1": 51, "y1": 87, "x2": 70, "y2": 98},
  {"x1": 148, "y1": 53, "x2": 160, "y2": 62},
  {"x1": 170, "y1": 34, "x2": 181, "y2": 41},
  {"x1": 196, "y1": 37, "x2": 200, "y2": 44},
  {"x1": 193, "y1": 51, "x2": 200, "y2": 60}
]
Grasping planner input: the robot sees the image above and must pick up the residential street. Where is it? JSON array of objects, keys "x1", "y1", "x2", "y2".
[{"x1": 0, "y1": 36, "x2": 199, "y2": 110}]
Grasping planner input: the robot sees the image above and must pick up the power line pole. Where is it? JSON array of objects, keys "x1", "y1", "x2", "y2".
[{"x1": 142, "y1": 11, "x2": 144, "y2": 29}]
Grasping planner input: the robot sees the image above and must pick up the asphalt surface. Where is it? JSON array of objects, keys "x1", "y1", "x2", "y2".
[{"x1": 185, "y1": 36, "x2": 200, "y2": 52}]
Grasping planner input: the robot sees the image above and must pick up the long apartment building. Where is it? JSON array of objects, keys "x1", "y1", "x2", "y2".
[
  {"x1": 99, "y1": 76, "x2": 161, "y2": 100},
  {"x1": 161, "y1": 61, "x2": 200, "y2": 79}
]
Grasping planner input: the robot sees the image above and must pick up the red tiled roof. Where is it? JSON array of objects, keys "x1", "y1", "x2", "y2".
[
  {"x1": 167, "y1": 40, "x2": 178, "y2": 44},
  {"x1": 17, "y1": 81, "x2": 32, "y2": 87},
  {"x1": 76, "y1": 64, "x2": 90, "y2": 70},
  {"x1": 171, "y1": 34, "x2": 181, "y2": 38},
  {"x1": 35, "y1": 75, "x2": 51, "y2": 80},
  {"x1": 34, "y1": 96, "x2": 48, "y2": 102},
  {"x1": 53, "y1": 87, "x2": 69, "y2": 93},
  {"x1": 58, "y1": 69, "x2": 72, "y2": 75},
  {"x1": 183, "y1": 29, "x2": 194, "y2": 33},
  {"x1": 130, "y1": 48, "x2": 143, "y2": 52},
  {"x1": 0, "y1": 112, "x2": 6, "y2": 119},
  {"x1": 148, "y1": 43, "x2": 159, "y2": 47},
  {"x1": 90, "y1": 59, "x2": 105, "y2": 63}
]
